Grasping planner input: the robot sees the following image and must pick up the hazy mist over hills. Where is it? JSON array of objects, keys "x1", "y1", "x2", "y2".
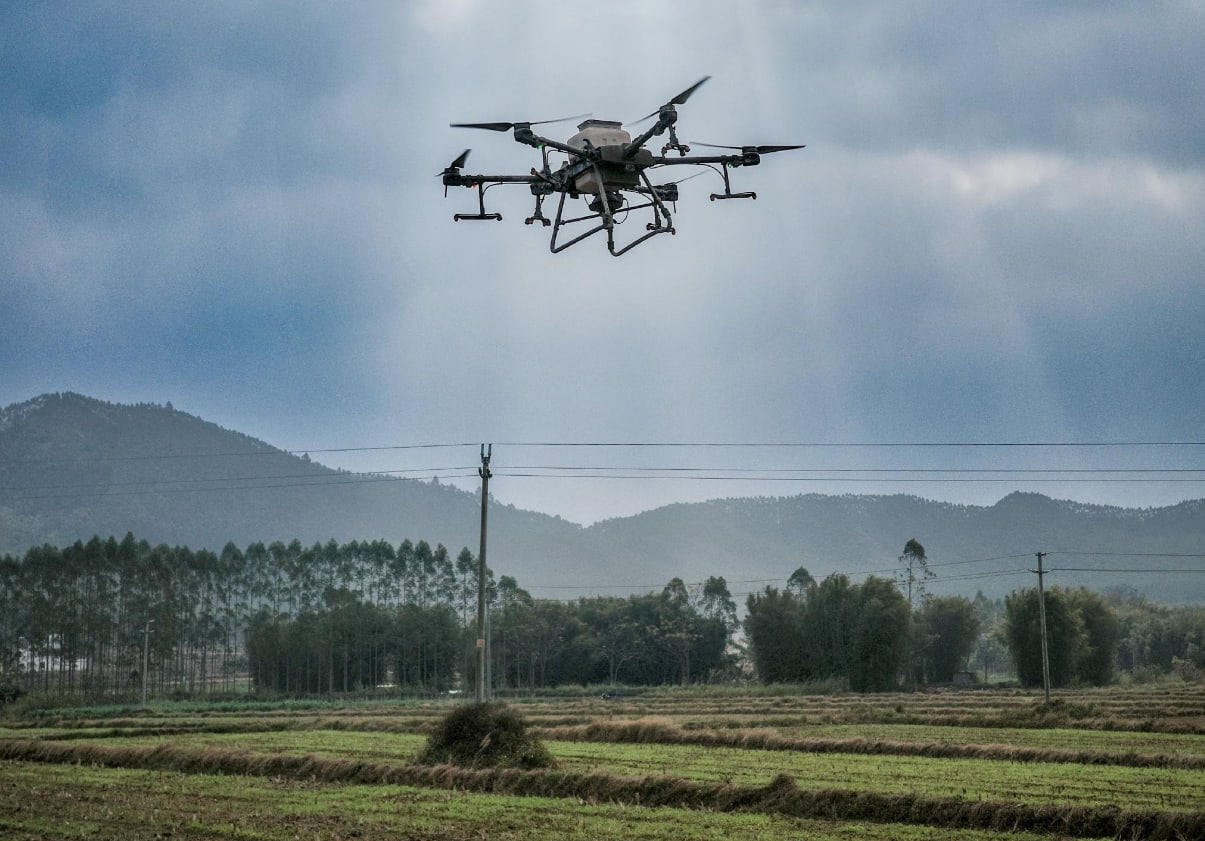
[{"x1": 3, "y1": 393, "x2": 1203, "y2": 604}]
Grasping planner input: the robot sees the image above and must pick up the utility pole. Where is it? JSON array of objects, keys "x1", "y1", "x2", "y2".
[
  {"x1": 475, "y1": 444, "x2": 492, "y2": 702},
  {"x1": 141, "y1": 619, "x2": 154, "y2": 707},
  {"x1": 1034, "y1": 552, "x2": 1051, "y2": 702},
  {"x1": 903, "y1": 553, "x2": 915, "y2": 691}
]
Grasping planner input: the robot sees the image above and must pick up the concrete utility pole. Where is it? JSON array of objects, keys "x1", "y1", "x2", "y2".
[
  {"x1": 141, "y1": 619, "x2": 154, "y2": 707},
  {"x1": 1034, "y1": 552, "x2": 1052, "y2": 702},
  {"x1": 475, "y1": 445, "x2": 492, "y2": 702}
]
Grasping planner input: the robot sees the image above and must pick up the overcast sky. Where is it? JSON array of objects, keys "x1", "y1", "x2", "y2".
[{"x1": 3, "y1": 1, "x2": 1204, "y2": 524}]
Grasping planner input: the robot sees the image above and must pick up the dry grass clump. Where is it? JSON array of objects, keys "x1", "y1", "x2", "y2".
[{"x1": 415, "y1": 701, "x2": 554, "y2": 770}]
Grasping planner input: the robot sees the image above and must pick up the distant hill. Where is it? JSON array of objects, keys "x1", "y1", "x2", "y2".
[
  {"x1": 3, "y1": 393, "x2": 1203, "y2": 603},
  {"x1": 0, "y1": 392, "x2": 579, "y2": 564}
]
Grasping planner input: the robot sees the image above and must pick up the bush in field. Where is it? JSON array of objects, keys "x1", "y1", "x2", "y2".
[
  {"x1": 417, "y1": 701, "x2": 554, "y2": 769},
  {"x1": 1005, "y1": 585, "x2": 1120, "y2": 688},
  {"x1": 744, "y1": 573, "x2": 909, "y2": 691}
]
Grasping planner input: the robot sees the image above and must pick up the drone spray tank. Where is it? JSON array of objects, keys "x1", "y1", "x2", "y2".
[
  {"x1": 568, "y1": 119, "x2": 654, "y2": 193},
  {"x1": 567, "y1": 119, "x2": 628, "y2": 194}
]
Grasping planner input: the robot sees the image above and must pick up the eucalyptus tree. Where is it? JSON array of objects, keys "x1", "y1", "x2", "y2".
[
  {"x1": 364, "y1": 539, "x2": 396, "y2": 608},
  {"x1": 455, "y1": 547, "x2": 476, "y2": 626},
  {"x1": 431, "y1": 544, "x2": 456, "y2": 607},
  {"x1": 896, "y1": 539, "x2": 933, "y2": 610},
  {"x1": 699, "y1": 575, "x2": 738, "y2": 634},
  {"x1": 786, "y1": 566, "x2": 816, "y2": 598},
  {"x1": 242, "y1": 542, "x2": 269, "y2": 617},
  {"x1": 657, "y1": 578, "x2": 699, "y2": 685},
  {"x1": 411, "y1": 540, "x2": 435, "y2": 606},
  {"x1": 897, "y1": 538, "x2": 933, "y2": 690},
  {"x1": 392, "y1": 539, "x2": 414, "y2": 606},
  {"x1": 0, "y1": 555, "x2": 22, "y2": 680},
  {"x1": 217, "y1": 541, "x2": 246, "y2": 667}
]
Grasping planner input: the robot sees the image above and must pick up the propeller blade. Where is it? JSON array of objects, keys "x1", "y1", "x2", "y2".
[
  {"x1": 754, "y1": 144, "x2": 806, "y2": 154},
  {"x1": 451, "y1": 122, "x2": 515, "y2": 132},
  {"x1": 450, "y1": 114, "x2": 592, "y2": 132},
  {"x1": 630, "y1": 76, "x2": 711, "y2": 124},
  {"x1": 670, "y1": 76, "x2": 710, "y2": 106},
  {"x1": 436, "y1": 149, "x2": 471, "y2": 176},
  {"x1": 691, "y1": 142, "x2": 806, "y2": 154},
  {"x1": 529, "y1": 113, "x2": 592, "y2": 127}
]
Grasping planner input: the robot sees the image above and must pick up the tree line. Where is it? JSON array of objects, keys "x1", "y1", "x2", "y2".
[
  {"x1": 744, "y1": 549, "x2": 1205, "y2": 691},
  {"x1": 0, "y1": 533, "x2": 737, "y2": 701},
  {"x1": 2, "y1": 534, "x2": 1203, "y2": 702}
]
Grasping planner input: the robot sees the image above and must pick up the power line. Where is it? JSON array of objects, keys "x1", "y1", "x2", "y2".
[
  {"x1": 1048, "y1": 551, "x2": 1205, "y2": 559},
  {"x1": 524, "y1": 558, "x2": 1046, "y2": 597},
  {"x1": 1048, "y1": 567, "x2": 1205, "y2": 574},
  {"x1": 3, "y1": 472, "x2": 482, "y2": 501},
  {"x1": 8, "y1": 458, "x2": 1205, "y2": 500},
  {"x1": 498, "y1": 465, "x2": 1205, "y2": 474},
  {"x1": 0, "y1": 467, "x2": 481, "y2": 493},
  {"x1": 497, "y1": 471, "x2": 1205, "y2": 483},
  {"x1": 1, "y1": 442, "x2": 481, "y2": 467},
  {"x1": 489, "y1": 441, "x2": 1205, "y2": 448},
  {"x1": 7, "y1": 438, "x2": 1205, "y2": 467}
]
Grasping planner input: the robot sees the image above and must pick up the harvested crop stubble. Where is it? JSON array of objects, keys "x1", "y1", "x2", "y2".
[
  {"x1": 1, "y1": 739, "x2": 1202, "y2": 839},
  {"x1": 535, "y1": 720, "x2": 1205, "y2": 770},
  {"x1": 0, "y1": 761, "x2": 1070, "y2": 841}
]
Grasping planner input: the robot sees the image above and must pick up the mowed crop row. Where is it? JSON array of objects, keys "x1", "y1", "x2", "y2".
[
  {"x1": 2, "y1": 737, "x2": 1203, "y2": 840},
  {"x1": 20, "y1": 683, "x2": 1204, "y2": 733},
  {"x1": 13, "y1": 723, "x2": 1205, "y2": 813},
  {"x1": 16, "y1": 715, "x2": 1205, "y2": 772},
  {"x1": 0, "y1": 761, "x2": 1069, "y2": 841},
  {"x1": 5, "y1": 686, "x2": 1205, "y2": 839}
]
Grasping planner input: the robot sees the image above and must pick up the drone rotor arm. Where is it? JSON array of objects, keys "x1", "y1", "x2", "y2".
[{"x1": 689, "y1": 142, "x2": 807, "y2": 155}]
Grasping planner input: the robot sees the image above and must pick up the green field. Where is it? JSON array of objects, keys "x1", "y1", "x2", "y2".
[{"x1": 3, "y1": 685, "x2": 1205, "y2": 840}]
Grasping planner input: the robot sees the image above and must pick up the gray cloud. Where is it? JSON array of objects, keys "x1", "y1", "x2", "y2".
[{"x1": 3, "y1": 1, "x2": 1203, "y2": 523}]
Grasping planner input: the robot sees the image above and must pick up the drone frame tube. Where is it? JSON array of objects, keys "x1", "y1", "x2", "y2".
[{"x1": 548, "y1": 164, "x2": 675, "y2": 256}]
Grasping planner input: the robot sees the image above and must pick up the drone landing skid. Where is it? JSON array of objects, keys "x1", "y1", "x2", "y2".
[
  {"x1": 710, "y1": 191, "x2": 756, "y2": 201},
  {"x1": 455, "y1": 212, "x2": 503, "y2": 221},
  {"x1": 709, "y1": 165, "x2": 756, "y2": 201},
  {"x1": 549, "y1": 167, "x2": 675, "y2": 257},
  {"x1": 453, "y1": 182, "x2": 502, "y2": 222}
]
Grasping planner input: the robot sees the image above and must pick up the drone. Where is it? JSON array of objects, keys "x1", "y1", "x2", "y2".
[{"x1": 439, "y1": 77, "x2": 805, "y2": 256}]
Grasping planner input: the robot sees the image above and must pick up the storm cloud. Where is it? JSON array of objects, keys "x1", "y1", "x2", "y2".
[{"x1": 3, "y1": 0, "x2": 1203, "y2": 522}]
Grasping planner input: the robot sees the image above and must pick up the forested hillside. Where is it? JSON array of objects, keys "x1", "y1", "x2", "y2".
[
  {"x1": 3, "y1": 393, "x2": 1204, "y2": 603},
  {"x1": 577, "y1": 493, "x2": 1205, "y2": 602},
  {"x1": 0, "y1": 393, "x2": 579, "y2": 569}
]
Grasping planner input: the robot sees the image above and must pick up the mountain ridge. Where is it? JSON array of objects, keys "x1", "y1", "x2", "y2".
[{"x1": 2, "y1": 393, "x2": 1203, "y2": 603}]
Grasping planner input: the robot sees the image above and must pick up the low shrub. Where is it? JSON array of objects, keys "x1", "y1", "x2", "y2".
[{"x1": 416, "y1": 701, "x2": 554, "y2": 770}]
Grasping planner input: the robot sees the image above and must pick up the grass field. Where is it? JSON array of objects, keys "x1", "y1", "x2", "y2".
[{"x1": 3, "y1": 685, "x2": 1205, "y2": 839}]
